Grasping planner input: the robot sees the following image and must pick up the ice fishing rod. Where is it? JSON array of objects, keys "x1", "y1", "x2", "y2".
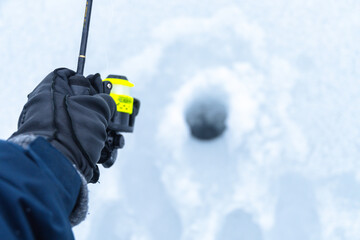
[
  {"x1": 77, "y1": 0, "x2": 93, "y2": 75},
  {"x1": 74, "y1": 0, "x2": 140, "y2": 169}
]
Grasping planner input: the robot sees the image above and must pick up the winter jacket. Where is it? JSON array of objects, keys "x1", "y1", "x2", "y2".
[{"x1": 0, "y1": 137, "x2": 81, "y2": 240}]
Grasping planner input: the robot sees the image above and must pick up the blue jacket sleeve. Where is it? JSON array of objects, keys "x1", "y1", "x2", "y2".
[{"x1": 0, "y1": 137, "x2": 82, "y2": 240}]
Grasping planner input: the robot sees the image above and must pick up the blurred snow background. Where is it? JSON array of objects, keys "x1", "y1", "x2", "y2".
[{"x1": 1, "y1": 0, "x2": 360, "y2": 239}]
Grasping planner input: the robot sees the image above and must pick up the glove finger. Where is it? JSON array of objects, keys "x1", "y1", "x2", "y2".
[
  {"x1": 56, "y1": 68, "x2": 76, "y2": 81},
  {"x1": 68, "y1": 94, "x2": 116, "y2": 127},
  {"x1": 97, "y1": 93, "x2": 117, "y2": 119},
  {"x1": 87, "y1": 73, "x2": 103, "y2": 94},
  {"x1": 65, "y1": 94, "x2": 114, "y2": 180},
  {"x1": 28, "y1": 68, "x2": 76, "y2": 98},
  {"x1": 69, "y1": 74, "x2": 91, "y2": 95},
  {"x1": 53, "y1": 68, "x2": 79, "y2": 95}
]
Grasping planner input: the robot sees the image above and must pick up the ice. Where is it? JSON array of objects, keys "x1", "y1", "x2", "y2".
[{"x1": 1, "y1": 0, "x2": 360, "y2": 239}]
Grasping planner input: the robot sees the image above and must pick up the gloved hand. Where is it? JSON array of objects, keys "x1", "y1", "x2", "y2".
[{"x1": 10, "y1": 68, "x2": 116, "y2": 183}]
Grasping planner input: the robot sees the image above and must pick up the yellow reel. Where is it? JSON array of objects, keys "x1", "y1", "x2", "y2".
[{"x1": 103, "y1": 75, "x2": 134, "y2": 114}]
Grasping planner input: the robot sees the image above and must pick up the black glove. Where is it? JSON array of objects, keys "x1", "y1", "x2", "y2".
[{"x1": 10, "y1": 68, "x2": 116, "y2": 183}]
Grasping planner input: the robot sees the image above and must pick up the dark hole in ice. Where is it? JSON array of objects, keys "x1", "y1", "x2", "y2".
[{"x1": 185, "y1": 95, "x2": 228, "y2": 140}]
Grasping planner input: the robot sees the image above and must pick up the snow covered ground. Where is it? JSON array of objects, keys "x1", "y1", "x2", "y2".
[{"x1": 1, "y1": 0, "x2": 360, "y2": 239}]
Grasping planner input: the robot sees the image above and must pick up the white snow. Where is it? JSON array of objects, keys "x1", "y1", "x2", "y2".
[{"x1": 1, "y1": 0, "x2": 360, "y2": 239}]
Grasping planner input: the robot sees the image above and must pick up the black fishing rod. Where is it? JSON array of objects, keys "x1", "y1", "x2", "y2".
[
  {"x1": 74, "y1": 0, "x2": 140, "y2": 169},
  {"x1": 77, "y1": 0, "x2": 93, "y2": 75}
]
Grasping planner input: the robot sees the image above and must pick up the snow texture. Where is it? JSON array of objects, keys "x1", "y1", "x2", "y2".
[{"x1": 1, "y1": 0, "x2": 360, "y2": 239}]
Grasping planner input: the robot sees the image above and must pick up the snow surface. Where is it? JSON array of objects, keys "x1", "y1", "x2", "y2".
[{"x1": 1, "y1": 0, "x2": 360, "y2": 239}]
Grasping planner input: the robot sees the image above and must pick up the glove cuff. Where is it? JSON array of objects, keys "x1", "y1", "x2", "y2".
[
  {"x1": 69, "y1": 166, "x2": 89, "y2": 226},
  {"x1": 8, "y1": 134, "x2": 38, "y2": 148}
]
